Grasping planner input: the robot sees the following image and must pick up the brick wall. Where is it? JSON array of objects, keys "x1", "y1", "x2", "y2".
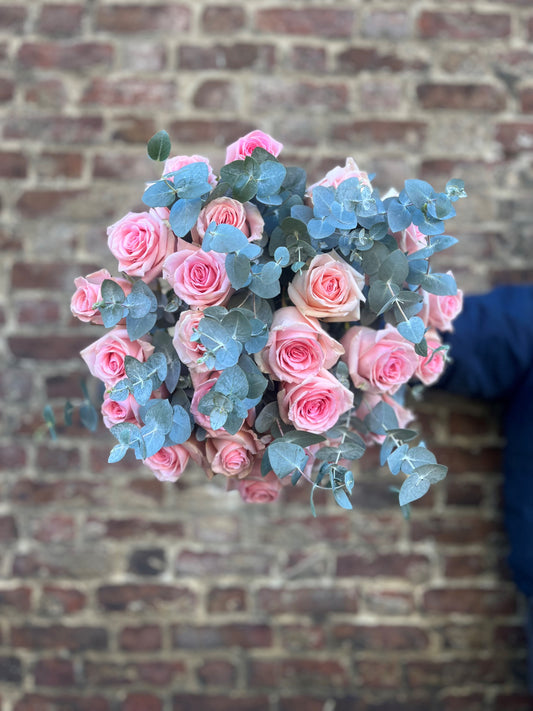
[{"x1": 1, "y1": 1, "x2": 532, "y2": 709}]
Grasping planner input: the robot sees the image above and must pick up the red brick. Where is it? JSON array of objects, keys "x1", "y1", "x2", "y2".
[
  {"x1": 0, "y1": 587, "x2": 32, "y2": 613},
  {"x1": 202, "y1": 6, "x2": 246, "y2": 33},
  {"x1": 444, "y1": 553, "x2": 492, "y2": 578},
  {"x1": 4, "y1": 116, "x2": 103, "y2": 144},
  {"x1": 520, "y1": 87, "x2": 533, "y2": 113},
  {"x1": 0, "y1": 444, "x2": 26, "y2": 470},
  {"x1": 12, "y1": 261, "x2": 100, "y2": 291},
  {"x1": 32, "y1": 514, "x2": 75, "y2": 544},
  {"x1": 122, "y1": 694, "x2": 162, "y2": 711},
  {"x1": 197, "y1": 659, "x2": 237, "y2": 686},
  {"x1": 438, "y1": 623, "x2": 490, "y2": 650},
  {"x1": 363, "y1": 10, "x2": 411, "y2": 39},
  {"x1": 93, "y1": 154, "x2": 150, "y2": 180},
  {"x1": 40, "y1": 587, "x2": 86, "y2": 616},
  {"x1": 193, "y1": 80, "x2": 238, "y2": 111},
  {"x1": 16, "y1": 189, "x2": 87, "y2": 218},
  {"x1": 34, "y1": 659, "x2": 75, "y2": 687},
  {"x1": 38, "y1": 4, "x2": 84, "y2": 36},
  {"x1": 336, "y1": 552, "x2": 430, "y2": 581},
  {"x1": 14, "y1": 695, "x2": 110, "y2": 711},
  {"x1": 175, "y1": 549, "x2": 273, "y2": 577},
  {"x1": 173, "y1": 697, "x2": 269, "y2": 711},
  {"x1": 249, "y1": 658, "x2": 349, "y2": 691},
  {"x1": 11, "y1": 625, "x2": 108, "y2": 651},
  {"x1": 82, "y1": 78, "x2": 176, "y2": 107},
  {"x1": 417, "y1": 83, "x2": 505, "y2": 111},
  {"x1": 494, "y1": 623, "x2": 527, "y2": 649},
  {"x1": 0, "y1": 77, "x2": 14, "y2": 102},
  {"x1": 136, "y1": 661, "x2": 186, "y2": 685},
  {"x1": 493, "y1": 693, "x2": 533, "y2": 711},
  {"x1": 172, "y1": 623, "x2": 272, "y2": 649},
  {"x1": 418, "y1": 11, "x2": 511, "y2": 39},
  {"x1": 252, "y1": 80, "x2": 347, "y2": 113},
  {"x1": 331, "y1": 624, "x2": 429, "y2": 650},
  {"x1": 423, "y1": 587, "x2": 518, "y2": 615},
  {"x1": 357, "y1": 660, "x2": 403, "y2": 688},
  {"x1": 207, "y1": 587, "x2": 247, "y2": 613},
  {"x1": 178, "y1": 44, "x2": 275, "y2": 71},
  {"x1": 9, "y1": 335, "x2": 93, "y2": 361},
  {"x1": 332, "y1": 120, "x2": 426, "y2": 147},
  {"x1": 0, "y1": 516, "x2": 17, "y2": 542},
  {"x1": 97, "y1": 584, "x2": 197, "y2": 613},
  {"x1": 17, "y1": 42, "x2": 113, "y2": 70},
  {"x1": 23, "y1": 78, "x2": 66, "y2": 108},
  {"x1": 405, "y1": 658, "x2": 508, "y2": 687},
  {"x1": 96, "y1": 4, "x2": 190, "y2": 32},
  {"x1": 446, "y1": 481, "x2": 484, "y2": 506},
  {"x1": 257, "y1": 586, "x2": 357, "y2": 614},
  {"x1": 255, "y1": 8, "x2": 354, "y2": 39},
  {"x1": 289, "y1": 46, "x2": 327, "y2": 73},
  {"x1": 430, "y1": 445, "x2": 503, "y2": 474},
  {"x1": 409, "y1": 515, "x2": 503, "y2": 544},
  {"x1": 337, "y1": 46, "x2": 427, "y2": 73},
  {"x1": 36, "y1": 446, "x2": 81, "y2": 473},
  {"x1": 111, "y1": 117, "x2": 157, "y2": 144},
  {"x1": 16, "y1": 299, "x2": 61, "y2": 325},
  {"x1": 0, "y1": 6, "x2": 26, "y2": 32},
  {"x1": 119, "y1": 625, "x2": 162, "y2": 652},
  {"x1": 87, "y1": 517, "x2": 184, "y2": 540},
  {"x1": 36, "y1": 152, "x2": 83, "y2": 179},
  {"x1": 363, "y1": 589, "x2": 416, "y2": 616},
  {"x1": 0, "y1": 655, "x2": 22, "y2": 683},
  {"x1": 10, "y1": 479, "x2": 107, "y2": 507},
  {"x1": 0, "y1": 152, "x2": 27, "y2": 179},
  {"x1": 278, "y1": 624, "x2": 326, "y2": 652}
]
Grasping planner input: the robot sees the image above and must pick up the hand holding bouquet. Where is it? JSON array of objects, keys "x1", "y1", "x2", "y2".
[{"x1": 71, "y1": 129, "x2": 465, "y2": 513}]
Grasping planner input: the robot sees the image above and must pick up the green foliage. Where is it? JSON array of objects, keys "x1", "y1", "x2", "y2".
[{"x1": 147, "y1": 130, "x2": 171, "y2": 162}]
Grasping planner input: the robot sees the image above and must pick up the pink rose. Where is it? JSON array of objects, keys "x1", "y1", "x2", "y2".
[
  {"x1": 393, "y1": 223, "x2": 427, "y2": 256},
  {"x1": 80, "y1": 327, "x2": 154, "y2": 388},
  {"x1": 355, "y1": 392, "x2": 415, "y2": 445},
  {"x1": 255, "y1": 306, "x2": 344, "y2": 382},
  {"x1": 190, "y1": 371, "x2": 220, "y2": 431},
  {"x1": 341, "y1": 324, "x2": 418, "y2": 395},
  {"x1": 70, "y1": 269, "x2": 132, "y2": 325},
  {"x1": 205, "y1": 427, "x2": 265, "y2": 479},
  {"x1": 416, "y1": 330, "x2": 447, "y2": 386},
  {"x1": 278, "y1": 369, "x2": 354, "y2": 434},
  {"x1": 308, "y1": 157, "x2": 371, "y2": 196},
  {"x1": 163, "y1": 239, "x2": 232, "y2": 309},
  {"x1": 101, "y1": 392, "x2": 140, "y2": 428},
  {"x1": 419, "y1": 274, "x2": 463, "y2": 332},
  {"x1": 143, "y1": 444, "x2": 190, "y2": 482},
  {"x1": 231, "y1": 469, "x2": 282, "y2": 504},
  {"x1": 107, "y1": 210, "x2": 175, "y2": 284},
  {"x1": 288, "y1": 251, "x2": 365, "y2": 322},
  {"x1": 225, "y1": 129, "x2": 283, "y2": 164},
  {"x1": 172, "y1": 309, "x2": 207, "y2": 373},
  {"x1": 191, "y1": 197, "x2": 264, "y2": 245},
  {"x1": 163, "y1": 154, "x2": 217, "y2": 188}
]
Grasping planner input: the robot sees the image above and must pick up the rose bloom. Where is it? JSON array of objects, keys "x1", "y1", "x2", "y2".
[
  {"x1": 355, "y1": 391, "x2": 415, "y2": 445},
  {"x1": 163, "y1": 239, "x2": 232, "y2": 309},
  {"x1": 172, "y1": 309, "x2": 207, "y2": 373},
  {"x1": 308, "y1": 157, "x2": 371, "y2": 196},
  {"x1": 190, "y1": 370, "x2": 256, "y2": 433},
  {"x1": 162, "y1": 154, "x2": 217, "y2": 188},
  {"x1": 419, "y1": 274, "x2": 463, "y2": 332},
  {"x1": 278, "y1": 368, "x2": 354, "y2": 434},
  {"x1": 416, "y1": 330, "x2": 447, "y2": 386},
  {"x1": 191, "y1": 197, "x2": 264, "y2": 245},
  {"x1": 70, "y1": 269, "x2": 132, "y2": 325},
  {"x1": 143, "y1": 444, "x2": 190, "y2": 482},
  {"x1": 101, "y1": 392, "x2": 139, "y2": 428},
  {"x1": 225, "y1": 129, "x2": 283, "y2": 163},
  {"x1": 394, "y1": 223, "x2": 427, "y2": 256},
  {"x1": 205, "y1": 427, "x2": 265, "y2": 479},
  {"x1": 107, "y1": 210, "x2": 175, "y2": 284},
  {"x1": 230, "y1": 468, "x2": 283, "y2": 504},
  {"x1": 288, "y1": 251, "x2": 365, "y2": 322},
  {"x1": 80, "y1": 327, "x2": 154, "y2": 388},
  {"x1": 341, "y1": 324, "x2": 418, "y2": 395},
  {"x1": 255, "y1": 306, "x2": 344, "y2": 382}
]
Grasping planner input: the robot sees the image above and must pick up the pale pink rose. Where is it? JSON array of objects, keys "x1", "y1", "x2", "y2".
[
  {"x1": 190, "y1": 373, "x2": 220, "y2": 431},
  {"x1": 80, "y1": 327, "x2": 154, "y2": 388},
  {"x1": 162, "y1": 239, "x2": 232, "y2": 309},
  {"x1": 394, "y1": 223, "x2": 427, "y2": 256},
  {"x1": 419, "y1": 274, "x2": 463, "y2": 332},
  {"x1": 355, "y1": 392, "x2": 415, "y2": 446},
  {"x1": 70, "y1": 269, "x2": 132, "y2": 325},
  {"x1": 172, "y1": 310, "x2": 207, "y2": 373},
  {"x1": 288, "y1": 251, "x2": 365, "y2": 322},
  {"x1": 225, "y1": 129, "x2": 283, "y2": 163},
  {"x1": 278, "y1": 369, "x2": 354, "y2": 434},
  {"x1": 341, "y1": 324, "x2": 418, "y2": 395},
  {"x1": 101, "y1": 392, "x2": 140, "y2": 428},
  {"x1": 255, "y1": 306, "x2": 344, "y2": 382},
  {"x1": 232, "y1": 469, "x2": 283, "y2": 503},
  {"x1": 162, "y1": 154, "x2": 217, "y2": 188},
  {"x1": 191, "y1": 197, "x2": 264, "y2": 245},
  {"x1": 143, "y1": 444, "x2": 190, "y2": 482},
  {"x1": 205, "y1": 427, "x2": 265, "y2": 479},
  {"x1": 416, "y1": 330, "x2": 447, "y2": 386},
  {"x1": 308, "y1": 157, "x2": 371, "y2": 196},
  {"x1": 107, "y1": 210, "x2": 175, "y2": 284}
]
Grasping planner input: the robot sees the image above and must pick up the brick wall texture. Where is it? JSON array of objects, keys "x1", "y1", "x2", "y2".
[{"x1": 1, "y1": 1, "x2": 532, "y2": 710}]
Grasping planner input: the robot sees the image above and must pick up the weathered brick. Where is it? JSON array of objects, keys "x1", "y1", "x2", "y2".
[
  {"x1": 34, "y1": 658, "x2": 75, "y2": 687},
  {"x1": 197, "y1": 659, "x2": 237, "y2": 686},
  {"x1": 11, "y1": 624, "x2": 108, "y2": 651},
  {"x1": 38, "y1": 4, "x2": 84, "y2": 36},
  {"x1": 13, "y1": 695, "x2": 110, "y2": 711},
  {"x1": 337, "y1": 46, "x2": 427, "y2": 73},
  {"x1": 172, "y1": 623, "x2": 272, "y2": 649},
  {"x1": 17, "y1": 42, "x2": 113, "y2": 70},
  {"x1": 255, "y1": 8, "x2": 354, "y2": 39},
  {"x1": 4, "y1": 116, "x2": 104, "y2": 144},
  {"x1": 363, "y1": 10, "x2": 412, "y2": 39},
  {"x1": 193, "y1": 80, "x2": 238, "y2": 111},
  {"x1": 331, "y1": 624, "x2": 430, "y2": 650},
  {"x1": 249, "y1": 658, "x2": 349, "y2": 691},
  {"x1": 128, "y1": 548, "x2": 166, "y2": 576},
  {"x1": 0, "y1": 656, "x2": 22, "y2": 684},
  {"x1": 0, "y1": 587, "x2": 32, "y2": 613},
  {"x1": 82, "y1": 78, "x2": 177, "y2": 107},
  {"x1": 9, "y1": 335, "x2": 94, "y2": 361},
  {"x1": 202, "y1": 6, "x2": 246, "y2": 34},
  {"x1": 332, "y1": 120, "x2": 426, "y2": 147},
  {"x1": 257, "y1": 586, "x2": 357, "y2": 614},
  {"x1": 0, "y1": 6, "x2": 26, "y2": 32},
  {"x1": 40, "y1": 586, "x2": 86, "y2": 616},
  {"x1": 252, "y1": 80, "x2": 347, "y2": 113},
  {"x1": 16, "y1": 298, "x2": 61, "y2": 325},
  {"x1": 0, "y1": 77, "x2": 14, "y2": 102},
  {"x1": 423, "y1": 587, "x2": 518, "y2": 615},
  {"x1": 0, "y1": 515, "x2": 17, "y2": 542},
  {"x1": 288, "y1": 46, "x2": 327, "y2": 73},
  {"x1": 24, "y1": 78, "x2": 67, "y2": 108},
  {"x1": 207, "y1": 587, "x2": 247, "y2": 613},
  {"x1": 173, "y1": 697, "x2": 269, "y2": 711},
  {"x1": 10, "y1": 479, "x2": 107, "y2": 507},
  {"x1": 178, "y1": 44, "x2": 275, "y2": 71},
  {"x1": 96, "y1": 5, "x2": 190, "y2": 33},
  {"x1": 418, "y1": 11, "x2": 511, "y2": 39},
  {"x1": 417, "y1": 83, "x2": 506, "y2": 112},
  {"x1": 336, "y1": 552, "x2": 430, "y2": 581},
  {"x1": 119, "y1": 625, "x2": 162, "y2": 652},
  {"x1": 122, "y1": 694, "x2": 162, "y2": 711},
  {"x1": 0, "y1": 444, "x2": 26, "y2": 470},
  {"x1": 175, "y1": 549, "x2": 273, "y2": 577},
  {"x1": 36, "y1": 152, "x2": 83, "y2": 179},
  {"x1": 0, "y1": 151, "x2": 27, "y2": 178},
  {"x1": 97, "y1": 584, "x2": 197, "y2": 613}
]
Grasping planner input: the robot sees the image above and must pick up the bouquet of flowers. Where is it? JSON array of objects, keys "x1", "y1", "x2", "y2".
[{"x1": 71, "y1": 129, "x2": 465, "y2": 512}]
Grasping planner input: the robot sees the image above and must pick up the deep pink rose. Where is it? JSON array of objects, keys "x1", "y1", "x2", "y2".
[
  {"x1": 80, "y1": 327, "x2": 154, "y2": 388},
  {"x1": 419, "y1": 274, "x2": 463, "y2": 332},
  {"x1": 225, "y1": 130, "x2": 283, "y2": 163},
  {"x1": 278, "y1": 369, "x2": 354, "y2": 434},
  {"x1": 355, "y1": 392, "x2": 415, "y2": 445},
  {"x1": 162, "y1": 154, "x2": 217, "y2": 188},
  {"x1": 231, "y1": 469, "x2": 283, "y2": 503},
  {"x1": 70, "y1": 269, "x2": 132, "y2": 325},
  {"x1": 143, "y1": 444, "x2": 190, "y2": 482},
  {"x1": 393, "y1": 223, "x2": 427, "y2": 256},
  {"x1": 101, "y1": 392, "x2": 140, "y2": 428},
  {"x1": 173, "y1": 309, "x2": 207, "y2": 372},
  {"x1": 288, "y1": 251, "x2": 365, "y2": 322},
  {"x1": 163, "y1": 239, "x2": 232, "y2": 309},
  {"x1": 255, "y1": 306, "x2": 344, "y2": 382},
  {"x1": 341, "y1": 324, "x2": 418, "y2": 395},
  {"x1": 308, "y1": 157, "x2": 371, "y2": 196},
  {"x1": 192, "y1": 197, "x2": 264, "y2": 245},
  {"x1": 107, "y1": 210, "x2": 175, "y2": 283},
  {"x1": 205, "y1": 427, "x2": 265, "y2": 479},
  {"x1": 416, "y1": 330, "x2": 447, "y2": 386}
]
